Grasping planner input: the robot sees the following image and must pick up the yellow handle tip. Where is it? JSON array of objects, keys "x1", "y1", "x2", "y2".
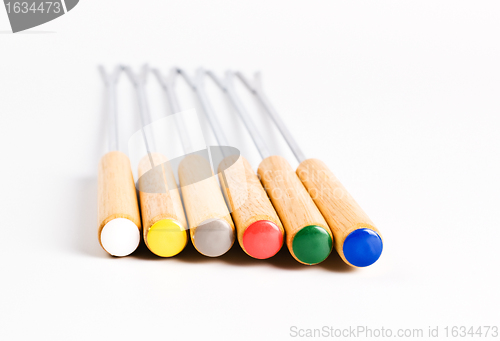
[{"x1": 146, "y1": 219, "x2": 188, "y2": 257}]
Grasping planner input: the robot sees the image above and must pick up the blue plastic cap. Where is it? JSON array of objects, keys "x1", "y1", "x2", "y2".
[{"x1": 343, "y1": 228, "x2": 383, "y2": 267}]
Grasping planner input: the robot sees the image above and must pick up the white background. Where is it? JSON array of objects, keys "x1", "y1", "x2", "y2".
[{"x1": 1, "y1": 1, "x2": 499, "y2": 340}]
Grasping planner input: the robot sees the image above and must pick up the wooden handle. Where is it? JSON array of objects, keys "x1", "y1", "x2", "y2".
[
  {"x1": 258, "y1": 155, "x2": 332, "y2": 264},
  {"x1": 218, "y1": 155, "x2": 283, "y2": 258},
  {"x1": 296, "y1": 158, "x2": 382, "y2": 266},
  {"x1": 98, "y1": 151, "x2": 141, "y2": 253},
  {"x1": 137, "y1": 153, "x2": 187, "y2": 236},
  {"x1": 178, "y1": 154, "x2": 235, "y2": 255}
]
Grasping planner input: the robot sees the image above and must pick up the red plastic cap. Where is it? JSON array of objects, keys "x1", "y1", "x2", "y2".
[{"x1": 242, "y1": 220, "x2": 283, "y2": 259}]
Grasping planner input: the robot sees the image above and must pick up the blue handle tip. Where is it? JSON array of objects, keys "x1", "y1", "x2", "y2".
[{"x1": 343, "y1": 228, "x2": 383, "y2": 267}]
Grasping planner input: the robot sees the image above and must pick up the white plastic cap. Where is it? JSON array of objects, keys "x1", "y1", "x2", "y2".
[{"x1": 100, "y1": 218, "x2": 140, "y2": 257}]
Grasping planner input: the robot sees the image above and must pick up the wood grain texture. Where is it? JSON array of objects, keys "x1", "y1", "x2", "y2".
[
  {"x1": 98, "y1": 151, "x2": 141, "y2": 250},
  {"x1": 218, "y1": 155, "x2": 283, "y2": 256},
  {"x1": 137, "y1": 153, "x2": 187, "y2": 242},
  {"x1": 257, "y1": 155, "x2": 331, "y2": 263},
  {"x1": 178, "y1": 154, "x2": 234, "y2": 237},
  {"x1": 296, "y1": 158, "x2": 381, "y2": 265}
]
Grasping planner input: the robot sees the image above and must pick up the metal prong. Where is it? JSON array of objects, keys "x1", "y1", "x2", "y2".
[
  {"x1": 207, "y1": 70, "x2": 271, "y2": 160},
  {"x1": 177, "y1": 68, "x2": 196, "y2": 90},
  {"x1": 206, "y1": 70, "x2": 227, "y2": 92},
  {"x1": 121, "y1": 65, "x2": 136, "y2": 85},
  {"x1": 140, "y1": 64, "x2": 149, "y2": 84},
  {"x1": 176, "y1": 68, "x2": 229, "y2": 148},
  {"x1": 98, "y1": 65, "x2": 121, "y2": 151},
  {"x1": 151, "y1": 68, "x2": 192, "y2": 154},
  {"x1": 121, "y1": 65, "x2": 156, "y2": 164},
  {"x1": 235, "y1": 72, "x2": 306, "y2": 163}
]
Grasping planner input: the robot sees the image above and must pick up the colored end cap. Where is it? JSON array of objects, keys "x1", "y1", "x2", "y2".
[
  {"x1": 343, "y1": 228, "x2": 383, "y2": 267},
  {"x1": 242, "y1": 220, "x2": 283, "y2": 259},
  {"x1": 193, "y1": 218, "x2": 235, "y2": 257},
  {"x1": 146, "y1": 219, "x2": 187, "y2": 257},
  {"x1": 292, "y1": 225, "x2": 333, "y2": 265},
  {"x1": 100, "y1": 218, "x2": 140, "y2": 257}
]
